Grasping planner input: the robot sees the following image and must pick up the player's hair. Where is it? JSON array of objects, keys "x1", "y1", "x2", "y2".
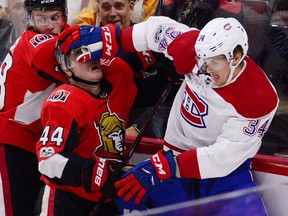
[
  {"x1": 54, "y1": 42, "x2": 71, "y2": 76},
  {"x1": 233, "y1": 45, "x2": 244, "y2": 57}
]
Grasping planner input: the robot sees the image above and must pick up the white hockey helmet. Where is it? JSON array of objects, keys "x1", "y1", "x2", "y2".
[{"x1": 195, "y1": 17, "x2": 248, "y2": 62}]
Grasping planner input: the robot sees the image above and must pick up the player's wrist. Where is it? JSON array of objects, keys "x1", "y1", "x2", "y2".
[{"x1": 126, "y1": 124, "x2": 140, "y2": 136}]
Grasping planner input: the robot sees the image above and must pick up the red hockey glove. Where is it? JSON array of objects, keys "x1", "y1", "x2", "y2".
[
  {"x1": 58, "y1": 24, "x2": 121, "y2": 62},
  {"x1": 167, "y1": 29, "x2": 200, "y2": 75},
  {"x1": 82, "y1": 157, "x2": 123, "y2": 198},
  {"x1": 114, "y1": 150, "x2": 176, "y2": 204}
]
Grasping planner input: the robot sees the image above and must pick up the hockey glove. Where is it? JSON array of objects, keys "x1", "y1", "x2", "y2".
[
  {"x1": 82, "y1": 157, "x2": 124, "y2": 199},
  {"x1": 114, "y1": 150, "x2": 176, "y2": 204},
  {"x1": 58, "y1": 24, "x2": 121, "y2": 62}
]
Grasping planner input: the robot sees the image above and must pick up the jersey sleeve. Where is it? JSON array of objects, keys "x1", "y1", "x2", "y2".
[
  {"x1": 36, "y1": 97, "x2": 85, "y2": 186},
  {"x1": 30, "y1": 36, "x2": 67, "y2": 84},
  {"x1": 121, "y1": 16, "x2": 191, "y2": 57},
  {"x1": 120, "y1": 16, "x2": 200, "y2": 74}
]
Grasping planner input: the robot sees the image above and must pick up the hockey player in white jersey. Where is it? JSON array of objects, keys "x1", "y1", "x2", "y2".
[{"x1": 57, "y1": 16, "x2": 278, "y2": 215}]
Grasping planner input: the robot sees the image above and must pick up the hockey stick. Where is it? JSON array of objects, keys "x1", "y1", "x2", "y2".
[{"x1": 89, "y1": 75, "x2": 179, "y2": 216}]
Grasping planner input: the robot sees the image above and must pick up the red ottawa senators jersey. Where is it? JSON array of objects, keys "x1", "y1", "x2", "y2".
[
  {"x1": 0, "y1": 29, "x2": 68, "y2": 153},
  {"x1": 36, "y1": 58, "x2": 137, "y2": 201}
]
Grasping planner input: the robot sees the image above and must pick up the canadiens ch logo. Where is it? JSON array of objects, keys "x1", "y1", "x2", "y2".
[
  {"x1": 30, "y1": 34, "x2": 53, "y2": 47},
  {"x1": 181, "y1": 85, "x2": 208, "y2": 128},
  {"x1": 48, "y1": 90, "x2": 70, "y2": 102},
  {"x1": 94, "y1": 105, "x2": 125, "y2": 162}
]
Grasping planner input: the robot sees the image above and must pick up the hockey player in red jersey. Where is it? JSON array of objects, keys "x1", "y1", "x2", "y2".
[
  {"x1": 58, "y1": 16, "x2": 279, "y2": 215},
  {"x1": 34, "y1": 31, "x2": 137, "y2": 215},
  {"x1": 0, "y1": 1, "x2": 70, "y2": 215}
]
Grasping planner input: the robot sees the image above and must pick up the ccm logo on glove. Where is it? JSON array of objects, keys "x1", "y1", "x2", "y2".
[
  {"x1": 94, "y1": 158, "x2": 106, "y2": 186},
  {"x1": 151, "y1": 154, "x2": 166, "y2": 175},
  {"x1": 102, "y1": 26, "x2": 114, "y2": 57},
  {"x1": 151, "y1": 152, "x2": 170, "y2": 180}
]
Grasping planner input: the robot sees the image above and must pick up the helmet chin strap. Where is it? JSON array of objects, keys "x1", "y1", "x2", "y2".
[
  {"x1": 71, "y1": 74, "x2": 101, "y2": 85},
  {"x1": 219, "y1": 55, "x2": 245, "y2": 88}
]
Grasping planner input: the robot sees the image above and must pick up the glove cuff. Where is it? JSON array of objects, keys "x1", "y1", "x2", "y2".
[
  {"x1": 101, "y1": 24, "x2": 121, "y2": 59},
  {"x1": 150, "y1": 150, "x2": 176, "y2": 180},
  {"x1": 82, "y1": 158, "x2": 96, "y2": 193}
]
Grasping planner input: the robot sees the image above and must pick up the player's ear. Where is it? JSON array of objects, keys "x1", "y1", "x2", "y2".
[
  {"x1": 129, "y1": 0, "x2": 135, "y2": 13},
  {"x1": 232, "y1": 51, "x2": 242, "y2": 66},
  {"x1": 62, "y1": 68, "x2": 72, "y2": 77}
]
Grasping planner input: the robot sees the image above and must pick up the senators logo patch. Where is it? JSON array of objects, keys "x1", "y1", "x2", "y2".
[
  {"x1": 30, "y1": 34, "x2": 54, "y2": 47},
  {"x1": 94, "y1": 105, "x2": 125, "y2": 162},
  {"x1": 48, "y1": 90, "x2": 70, "y2": 102}
]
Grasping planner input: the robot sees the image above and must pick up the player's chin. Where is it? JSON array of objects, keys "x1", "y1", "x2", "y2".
[
  {"x1": 90, "y1": 69, "x2": 103, "y2": 79},
  {"x1": 48, "y1": 29, "x2": 62, "y2": 35}
]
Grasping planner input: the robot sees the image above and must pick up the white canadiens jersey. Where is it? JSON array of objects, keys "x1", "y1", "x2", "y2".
[{"x1": 123, "y1": 16, "x2": 279, "y2": 179}]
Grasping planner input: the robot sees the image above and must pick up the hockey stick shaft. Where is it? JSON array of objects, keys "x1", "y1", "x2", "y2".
[
  {"x1": 89, "y1": 76, "x2": 178, "y2": 216},
  {"x1": 125, "y1": 76, "x2": 176, "y2": 163}
]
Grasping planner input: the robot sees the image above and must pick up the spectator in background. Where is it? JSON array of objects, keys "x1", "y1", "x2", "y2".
[
  {"x1": 0, "y1": 3, "x2": 13, "y2": 64},
  {"x1": 4, "y1": 0, "x2": 26, "y2": 38},
  {"x1": 71, "y1": 0, "x2": 158, "y2": 26},
  {"x1": 0, "y1": 0, "x2": 26, "y2": 64}
]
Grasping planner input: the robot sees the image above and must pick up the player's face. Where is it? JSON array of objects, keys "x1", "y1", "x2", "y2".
[
  {"x1": 97, "y1": 0, "x2": 134, "y2": 30},
  {"x1": 31, "y1": 10, "x2": 63, "y2": 35},
  {"x1": 203, "y1": 55, "x2": 231, "y2": 86},
  {"x1": 68, "y1": 50, "x2": 103, "y2": 83},
  {"x1": 6, "y1": 0, "x2": 26, "y2": 38}
]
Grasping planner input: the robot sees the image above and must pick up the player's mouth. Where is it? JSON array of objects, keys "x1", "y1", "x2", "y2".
[
  {"x1": 91, "y1": 61, "x2": 101, "y2": 71},
  {"x1": 92, "y1": 65, "x2": 100, "y2": 70},
  {"x1": 212, "y1": 74, "x2": 219, "y2": 79},
  {"x1": 209, "y1": 73, "x2": 219, "y2": 83}
]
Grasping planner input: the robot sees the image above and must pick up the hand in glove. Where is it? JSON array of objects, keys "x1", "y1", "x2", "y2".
[
  {"x1": 114, "y1": 150, "x2": 177, "y2": 204},
  {"x1": 82, "y1": 157, "x2": 124, "y2": 199},
  {"x1": 58, "y1": 24, "x2": 121, "y2": 62}
]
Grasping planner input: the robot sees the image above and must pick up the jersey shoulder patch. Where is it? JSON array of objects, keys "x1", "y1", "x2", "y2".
[{"x1": 30, "y1": 34, "x2": 54, "y2": 47}]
